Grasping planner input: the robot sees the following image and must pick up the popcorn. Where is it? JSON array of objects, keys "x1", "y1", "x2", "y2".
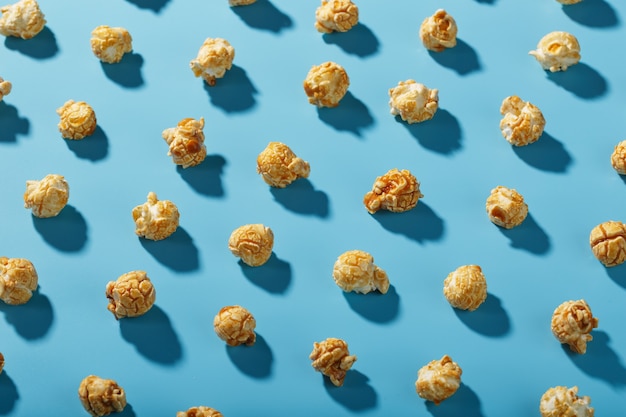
[
  {"x1": 551, "y1": 299, "x2": 598, "y2": 354},
  {"x1": 229, "y1": 0, "x2": 256, "y2": 5},
  {"x1": 162, "y1": 117, "x2": 207, "y2": 168},
  {"x1": 303, "y1": 61, "x2": 349, "y2": 108},
  {"x1": 589, "y1": 220, "x2": 626, "y2": 267},
  {"x1": 555, "y1": 0, "x2": 584, "y2": 4},
  {"x1": 332, "y1": 250, "x2": 389, "y2": 294},
  {"x1": 78, "y1": 375, "x2": 126, "y2": 417},
  {"x1": 105, "y1": 271, "x2": 156, "y2": 319},
  {"x1": 610, "y1": 140, "x2": 626, "y2": 175},
  {"x1": 190, "y1": 38, "x2": 235, "y2": 86},
  {"x1": 213, "y1": 305, "x2": 256, "y2": 346},
  {"x1": 177, "y1": 407, "x2": 223, "y2": 417},
  {"x1": 540, "y1": 386, "x2": 594, "y2": 417},
  {"x1": 388, "y1": 80, "x2": 439, "y2": 124},
  {"x1": 310, "y1": 337, "x2": 357, "y2": 387},
  {"x1": 314, "y1": 0, "x2": 359, "y2": 34},
  {"x1": 0, "y1": 352, "x2": 4, "y2": 374},
  {"x1": 256, "y1": 142, "x2": 310, "y2": 188},
  {"x1": 0, "y1": 0, "x2": 46, "y2": 39},
  {"x1": 228, "y1": 224, "x2": 274, "y2": 267},
  {"x1": 415, "y1": 355, "x2": 462, "y2": 405},
  {"x1": 0, "y1": 257, "x2": 37, "y2": 305},
  {"x1": 131, "y1": 192, "x2": 180, "y2": 241},
  {"x1": 0, "y1": 76, "x2": 11, "y2": 101},
  {"x1": 529, "y1": 31, "x2": 581, "y2": 72},
  {"x1": 363, "y1": 168, "x2": 423, "y2": 214},
  {"x1": 56, "y1": 100, "x2": 97, "y2": 140},
  {"x1": 443, "y1": 265, "x2": 487, "y2": 311},
  {"x1": 499, "y1": 95, "x2": 546, "y2": 147},
  {"x1": 24, "y1": 174, "x2": 69, "y2": 218},
  {"x1": 419, "y1": 9, "x2": 458, "y2": 52},
  {"x1": 90, "y1": 25, "x2": 132, "y2": 64},
  {"x1": 485, "y1": 186, "x2": 528, "y2": 229}
]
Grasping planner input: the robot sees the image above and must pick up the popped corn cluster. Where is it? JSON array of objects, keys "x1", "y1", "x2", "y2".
[
  {"x1": 551, "y1": 299, "x2": 598, "y2": 354},
  {"x1": 56, "y1": 100, "x2": 98, "y2": 140},
  {"x1": 132, "y1": 192, "x2": 180, "y2": 241},
  {"x1": 314, "y1": 0, "x2": 359, "y2": 34},
  {"x1": 303, "y1": 61, "x2": 350, "y2": 108},
  {"x1": 0, "y1": 257, "x2": 38, "y2": 305},
  {"x1": 610, "y1": 140, "x2": 626, "y2": 175},
  {"x1": 485, "y1": 185, "x2": 528, "y2": 229},
  {"x1": 0, "y1": 76, "x2": 11, "y2": 101},
  {"x1": 529, "y1": 31, "x2": 581, "y2": 72},
  {"x1": 229, "y1": 0, "x2": 256, "y2": 5},
  {"x1": 256, "y1": 142, "x2": 310, "y2": 188},
  {"x1": 310, "y1": 337, "x2": 357, "y2": 387},
  {"x1": 190, "y1": 38, "x2": 235, "y2": 86},
  {"x1": 177, "y1": 407, "x2": 224, "y2": 417},
  {"x1": 0, "y1": 352, "x2": 4, "y2": 374},
  {"x1": 419, "y1": 9, "x2": 458, "y2": 52},
  {"x1": 228, "y1": 224, "x2": 274, "y2": 267},
  {"x1": 443, "y1": 265, "x2": 487, "y2": 311},
  {"x1": 105, "y1": 270, "x2": 156, "y2": 319},
  {"x1": 499, "y1": 95, "x2": 546, "y2": 147},
  {"x1": 555, "y1": 0, "x2": 584, "y2": 4},
  {"x1": 332, "y1": 250, "x2": 389, "y2": 294},
  {"x1": 388, "y1": 80, "x2": 439, "y2": 124},
  {"x1": 213, "y1": 305, "x2": 257, "y2": 346},
  {"x1": 23, "y1": 173, "x2": 69, "y2": 218},
  {"x1": 363, "y1": 168, "x2": 423, "y2": 214},
  {"x1": 540, "y1": 386, "x2": 594, "y2": 417},
  {"x1": 589, "y1": 220, "x2": 626, "y2": 267},
  {"x1": 78, "y1": 375, "x2": 127, "y2": 417},
  {"x1": 90, "y1": 25, "x2": 132, "y2": 64},
  {"x1": 162, "y1": 117, "x2": 207, "y2": 168},
  {"x1": 0, "y1": 0, "x2": 46, "y2": 39},
  {"x1": 415, "y1": 355, "x2": 462, "y2": 405}
]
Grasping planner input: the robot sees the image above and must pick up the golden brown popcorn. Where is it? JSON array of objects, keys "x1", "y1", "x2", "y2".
[
  {"x1": 229, "y1": 0, "x2": 256, "y2": 5},
  {"x1": 332, "y1": 250, "x2": 389, "y2": 294},
  {"x1": 419, "y1": 9, "x2": 457, "y2": 52},
  {"x1": 0, "y1": 257, "x2": 38, "y2": 305},
  {"x1": 132, "y1": 192, "x2": 180, "y2": 241},
  {"x1": 0, "y1": 352, "x2": 4, "y2": 374},
  {"x1": 589, "y1": 220, "x2": 626, "y2": 267},
  {"x1": 213, "y1": 305, "x2": 256, "y2": 346},
  {"x1": 443, "y1": 265, "x2": 487, "y2": 311},
  {"x1": 388, "y1": 80, "x2": 439, "y2": 124},
  {"x1": 529, "y1": 31, "x2": 581, "y2": 72},
  {"x1": 90, "y1": 25, "x2": 132, "y2": 64},
  {"x1": 56, "y1": 100, "x2": 97, "y2": 140},
  {"x1": 485, "y1": 186, "x2": 528, "y2": 229},
  {"x1": 0, "y1": 76, "x2": 11, "y2": 101},
  {"x1": 314, "y1": 0, "x2": 359, "y2": 33},
  {"x1": 363, "y1": 168, "x2": 423, "y2": 214},
  {"x1": 415, "y1": 355, "x2": 462, "y2": 405},
  {"x1": 0, "y1": 0, "x2": 46, "y2": 39},
  {"x1": 555, "y1": 0, "x2": 584, "y2": 4},
  {"x1": 105, "y1": 271, "x2": 156, "y2": 320},
  {"x1": 228, "y1": 224, "x2": 274, "y2": 267},
  {"x1": 551, "y1": 299, "x2": 598, "y2": 354},
  {"x1": 303, "y1": 61, "x2": 349, "y2": 108},
  {"x1": 190, "y1": 38, "x2": 235, "y2": 86},
  {"x1": 500, "y1": 95, "x2": 546, "y2": 147},
  {"x1": 177, "y1": 406, "x2": 223, "y2": 417},
  {"x1": 78, "y1": 375, "x2": 126, "y2": 417},
  {"x1": 256, "y1": 142, "x2": 310, "y2": 188},
  {"x1": 540, "y1": 386, "x2": 594, "y2": 417},
  {"x1": 610, "y1": 140, "x2": 626, "y2": 175},
  {"x1": 24, "y1": 174, "x2": 69, "y2": 218},
  {"x1": 162, "y1": 117, "x2": 207, "y2": 168},
  {"x1": 310, "y1": 337, "x2": 357, "y2": 387}
]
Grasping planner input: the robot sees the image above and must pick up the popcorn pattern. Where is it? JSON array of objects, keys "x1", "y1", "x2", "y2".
[
  {"x1": 177, "y1": 406, "x2": 224, "y2": 417},
  {"x1": 529, "y1": 31, "x2": 581, "y2": 72},
  {"x1": 0, "y1": 76, "x2": 11, "y2": 101},
  {"x1": 443, "y1": 265, "x2": 487, "y2": 311},
  {"x1": 132, "y1": 192, "x2": 180, "y2": 241},
  {"x1": 190, "y1": 38, "x2": 235, "y2": 86},
  {"x1": 540, "y1": 386, "x2": 594, "y2": 417},
  {"x1": 257, "y1": 142, "x2": 310, "y2": 188},
  {"x1": 0, "y1": 257, "x2": 38, "y2": 305},
  {"x1": 213, "y1": 305, "x2": 256, "y2": 346},
  {"x1": 485, "y1": 186, "x2": 528, "y2": 229},
  {"x1": 303, "y1": 61, "x2": 349, "y2": 108},
  {"x1": 314, "y1": 0, "x2": 359, "y2": 34},
  {"x1": 228, "y1": 224, "x2": 274, "y2": 267},
  {"x1": 415, "y1": 355, "x2": 462, "y2": 405},
  {"x1": 57, "y1": 100, "x2": 97, "y2": 140},
  {"x1": 389, "y1": 80, "x2": 439, "y2": 124},
  {"x1": 332, "y1": 250, "x2": 389, "y2": 294},
  {"x1": 228, "y1": 0, "x2": 256, "y2": 6},
  {"x1": 610, "y1": 140, "x2": 626, "y2": 175},
  {"x1": 23, "y1": 174, "x2": 69, "y2": 218},
  {"x1": 78, "y1": 375, "x2": 126, "y2": 417},
  {"x1": 90, "y1": 25, "x2": 132, "y2": 64},
  {"x1": 419, "y1": 9, "x2": 457, "y2": 52},
  {"x1": 162, "y1": 117, "x2": 207, "y2": 168},
  {"x1": 363, "y1": 168, "x2": 423, "y2": 214},
  {"x1": 499, "y1": 95, "x2": 546, "y2": 147},
  {"x1": 0, "y1": 0, "x2": 45, "y2": 39},
  {"x1": 551, "y1": 299, "x2": 598, "y2": 354},
  {"x1": 310, "y1": 338, "x2": 357, "y2": 387},
  {"x1": 589, "y1": 220, "x2": 626, "y2": 267},
  {"x1": 105, "y1": 270, "x2": 156, "y2": 319}
]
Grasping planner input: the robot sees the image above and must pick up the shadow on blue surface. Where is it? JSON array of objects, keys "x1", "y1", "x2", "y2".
[
  {"x1": 474, "y1": 0, "x2": 497, "y2": 4},
  {"x1": 0, "y1": 101, "x2": 30, "y2": 142},
  {"x1": 399, "y1": 109, "x2": 462, "y2": 155},
  {"x1": 119, "y1": 305, "x2": 183, "y2": 365},
  {"x1": 239, "y1": 253, "x2": 291, "y2": 294},
  {"x1": 270, "y1": 179, "x2": 330, "y2": 218},
  {"x1": 428, "y1": 38, "x2": 481, "y2": 75},
  {"x1": 498, "y1": 213, "x2": 550, "y2": 255},
  {"x1": 231, "y1": 0, "x2": 292, "y2": 33},
  {"x1": 101, "y1": 52, "x2": 145, "y2": 88},
  {"x1": 64, "y1": 125, "x2": 109, "y2": 161},
  {"x1": 562, "y1": 0, "x2": 619, "y2": 28},
  {"x1": 425, "y1": 383, "x2": 485, "y2": 417},
  {"x1": 453, "y1": 293, "x2": 511, "y2": 337},
  {"x1": 3, "y1": 26, "x2": 59, "y2": 59},
  {"x1": 0, "y1": 290, "x2": 54, "y2": 340},
  {"x1": 124, "y1": 0, "x2": 170, "y2": 13},
  {"x1": 343, "y1": 284, "x2": 400, "y2": 323},
  {"x1": 177, "y1": 154, "x2": 227, "y2": 197},
  {"x1": 204, "y1": 65, "x2": 258, "y2": 113},
  {"x1": 322, "y1": 23, "x2": 380, "y2": 57},
  {"x1": 512, "y1": 132, "x2": 573, "y2": 173},
  {"x1": 139, "y1": 226, "x2": 200, "y2": 273},
  {"x1": 324, "y1": 370, "x2": 378, "y2": 411},
  {"x1": 226, "y1": 333, "x2": 273, "y2": 378},
  {"x1": 118, "y1": 403, "x2": 136, "y2": 417},
  {"x1": 564, "y1": 330, "x2": 626, "y2": 387},
  {"x1": 372, "y1": 201, "x2": 445, "y2": 244},
  {"x1": 606, "y1": 262, "x2": 626, "y2": 289},
  {"x1": 317, "y1": 91, "x2": 374, "y2": 138},
  {"x1": 32, "y1": 205, "x2": 88, "y2": 252},
  {"x1": 546, "y1": 63, "x2": 608, "y2": 100},
  {"x1": 0, "y1": 372, "x2": 19, "y2": 415}
]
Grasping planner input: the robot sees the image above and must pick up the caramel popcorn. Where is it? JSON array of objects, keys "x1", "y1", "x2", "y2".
[
  {"x1": 0, "y1": 0, "x2": 46, "y2": 39},
  {"x1": 419, "y1": 9, "x2": 457, "y2": 52},
  {"x1": 529, "y1": 31, "x2": 581, "y2": 72},
  {"x1": 78, "y1": 375, "x2": 126, "y2": 417},
  {"x1": 303, "y1": 61, "x2": 350, "y2": 108},
  {"x1": 229, "y1": 0, "x2": 256, "y2": 5},
  {"x1": 190, "y1": 38, "x2": 235, "y2": 86},
  {"x1": 443, "y1": 265, "x2": 487, "y2": 311},
  {"x1": 228, "y1": 224, "x2": 274, "y2": 267},
  {"x1": 610, "y1": 140, "x2": 626, "y2": 175},
  {"x1": 24, "y1": 174, "x2": 69, "y2": 218},
  {"x1": 90, "y1": 25, "x2": 132, "y2": 64},
  {"x1": 0, "y1": 76, "x2": 11, "y2": 101},
  {"x1": 56, "y1": 100, "x2": 97, "y2": 140},
  {"x1": 500, "y1": 95, "x2": 546, "y2": 147},
  {"x1": 177, "y1": 406, "x2": 223, "y2": 417},
  {"x1": 540, "y1": 386, "x2": 594, "y2": 417},
  {"x1": 388, "y1": 80, "x2": 439, "y2": 124},
  {"x1": 555, "y1": 0, "x2": 584, "y2": 4},
  {"x1": 256, "y1": 142, "x2": 310, "y2": 188},
  {"x1": 415, "y1": 355, "x2": 462, "y2": 405},
  {"x1": 132, "y1": 192, "x2": 180, "y2": 241},
  {"x1": 105, "y1": 271, "x2": 156, "y2": 319},
  {"x1": 162, "y1": 117, "x2": 207, "y2": 168},
  {"x1": 310, "y1": 338, "x2": 357, "y2": 387},
  {"x1": 551, "y1": 299, "x2": 598, "y2": 354},
  {"x1": 0, "y1": 352, "x2": 4, "y2": 374},
  {"x1": 332, "y1": 250, "x2": 389, "y2": 294},
  {"x1": 485, "y1": 186, "x2": 528, "y2": 229},
  {"x1": 0, "y1": 257, "x2": 37, "y2": 305},
  {"x1": 213, "y1": 305, "x2": 256, "y2": 346},
  {"x1": 314, "y1": 0, "x2": 359, "y2": 34},
  {"x1": 363, "y1": 168, "x2": 423, "y2": 214},
  {"x1": 589, "y1": 220, "x2": 626, "y2": 267}
]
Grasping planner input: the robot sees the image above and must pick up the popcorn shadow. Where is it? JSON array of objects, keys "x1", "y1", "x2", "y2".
[
  {"x1": 453, "y1": 293, "x2": 511, "y2": 337},
  {"x1": 511, "y1": 132, "x2": 573, "y2": 173},
  {"x1": 324, "y1": 369, "x2": 377, "y2": 411},
  {"x1": 428, "y1": 39, "x2": 482, "y2": 75},
  {"x1": 606, "y1": 263, "x2": 626, "y2": 290},
  {"x1": 0, "y1": 101, "x2": 30, "y2": 142},
  {"x1": 231, "y1": 0, "x2": 293, "y2": 33},
  {"x1": 139, "y1": 226, "x2": 200, "y2": 273},
  {"x1": 563, "y1": 330, "x2": 626, "y2": 387},
  {"x1": 0, "y1": 372, "x2": 19, "y2": 415},
  {"x1": 317, "y1": 91, "x2": 374, "y2": 138},
  {"x1": 101, "y1": 52, "x2": 145, "y2": 89},
  {"x1": 119, "y1": 305, "x2": 183, "y2": 365},
  {"x1": 497, "y1": 213, "x2": 551, "y2": 255},
  {"x1": 177, "y1": 154, "x2": 227, "y2": 198},
  {"x1": 204, "y1": 65, "x2": 258, "y2": 113},
  {"x1": 474, "y1": 0, "x2": 497, "y2": 4},
  {"x1": 322, "y1": 23, "x2": 380, "y2": 58},
  {"x1": 64, "y1": 125, "x2": 109, "y2": 162},
  {"x1": 226, "y1": 333, "x2": 273, "y2": 379},
  {"x1": 269, "y1": 179, "x2": 330, "y2": 218},
  {"x1": 399, "y1": 109, "x2": 462, "y2": 155},
  {"x1": 124, "y1": 0, "x2": 170, "y2": 13},
  {"x1": 372, "y1": 201, "x2": 445, "y2": 244},
  {"x1": 342, "y1": 284, "x2": 400, "y2": 324},
  {"x1": 118, "y1": 403, "x2": 137, "y2": 417},
  {"x1": 562, "y1": 0, "x2": 619, "y2": 28},
  {"x1": 425, "y1": 383, "x2": 485, "y2": 417},
  {"x1": 238, "y1": 253, "x2": 291, "y2": 294},
  {"x1": 0, "y1": 289, "x2": 54, "y2": 341},
  {"x1": 32, "y1": 205, "x2": 88, "y2": 253},
  {"x1": 546, "y1": 63, "x2": 608, "y2": 100},
  {"x1": 3, "y1": 26, "x2": 59, "y2": 59}
]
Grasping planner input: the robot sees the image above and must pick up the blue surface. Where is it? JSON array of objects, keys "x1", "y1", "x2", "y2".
[{"x1": 1, "y1": 0, "x2": 626, "y2": 416}]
